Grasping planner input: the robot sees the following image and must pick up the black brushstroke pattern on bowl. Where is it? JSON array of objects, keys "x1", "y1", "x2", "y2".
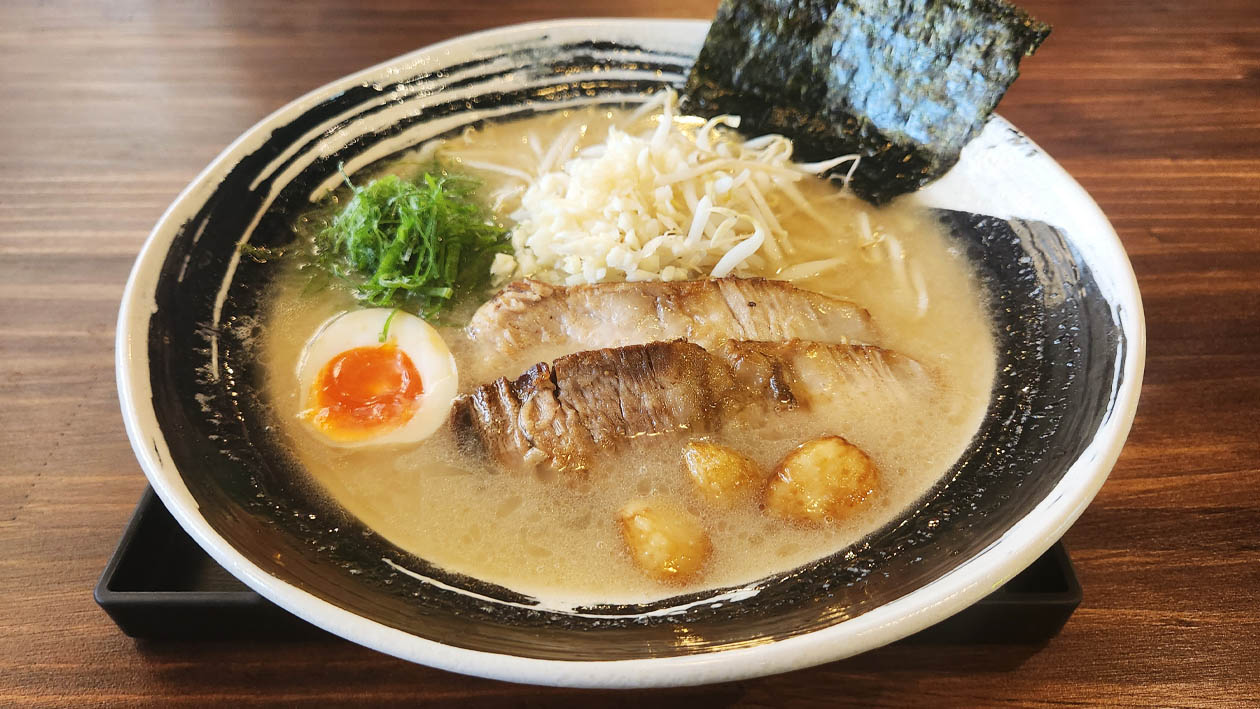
[{"x1": 144, "y1": 40, "x2": 1123, "y2": 660}]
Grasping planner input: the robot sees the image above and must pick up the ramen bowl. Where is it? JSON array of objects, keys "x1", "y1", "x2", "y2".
[{"x1": 115, "y1": 19, "x2": 1144, "y2": 687}]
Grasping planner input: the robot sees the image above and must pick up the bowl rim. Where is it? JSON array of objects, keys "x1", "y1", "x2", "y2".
[{"x1": 115, "y1": 17, "x2": 1146, "y2": 688}]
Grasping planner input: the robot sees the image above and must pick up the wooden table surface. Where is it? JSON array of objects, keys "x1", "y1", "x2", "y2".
[{"x1": 2, "y1": 0, "x2": 1258, "y2": 705}]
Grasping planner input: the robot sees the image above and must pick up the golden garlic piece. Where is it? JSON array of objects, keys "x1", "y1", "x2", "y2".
[
  {"x1": 764, "y1": 436, "x2": 879, "y2": 524},
  {"x1": 617, "y1": 500, "x2": 712, "y2": 583},
  {"x1": 682, "y1": 440, "x2": 762, "y2": 506}
]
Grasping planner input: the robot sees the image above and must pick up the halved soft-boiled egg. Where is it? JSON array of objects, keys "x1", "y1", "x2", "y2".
[{"x1": 296, "y1": 309, "x2": 457, "y2": 446}]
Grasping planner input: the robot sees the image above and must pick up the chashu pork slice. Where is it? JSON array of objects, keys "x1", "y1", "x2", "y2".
[
  {"x1": 465, "y1": 278, "x2": 879, "y2": 375},
  {"x1": 450, "y1": 339, "x2": 930, "y2": 476}
]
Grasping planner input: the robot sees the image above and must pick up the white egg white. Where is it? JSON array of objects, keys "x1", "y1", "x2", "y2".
[{"x1": 295, "y1": 309, "x2": 458, "y2": 447}]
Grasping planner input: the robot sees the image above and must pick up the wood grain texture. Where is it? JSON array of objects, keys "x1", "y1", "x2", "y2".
[{"x1": 2, "y1": 0, "x2": 1258, "y2": 705}]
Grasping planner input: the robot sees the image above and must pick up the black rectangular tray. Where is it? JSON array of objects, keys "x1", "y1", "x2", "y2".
[{"x1": 96, "y1": 487, "x2": 1081, "y2": 643}]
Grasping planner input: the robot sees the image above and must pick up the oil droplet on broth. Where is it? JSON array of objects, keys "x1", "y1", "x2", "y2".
[
  {"x1": 777, "y1": 543, "x2": 802, "y2": 557},
  {"x1": 496, "y1": 495, "x2": 523, "y2": 518}
]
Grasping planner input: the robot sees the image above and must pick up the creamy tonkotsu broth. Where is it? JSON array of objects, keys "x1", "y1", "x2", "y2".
[{"x1": 259, "y1": 102, "x2": 996, "y2": 605}]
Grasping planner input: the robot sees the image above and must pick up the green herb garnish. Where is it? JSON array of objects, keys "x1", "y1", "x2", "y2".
[
  {"x1": 378, "y1": 308, "x2": 400, "y2": 344},
  {"x1": 316, "y1": 166, "x2": 510, "y2": 320}
]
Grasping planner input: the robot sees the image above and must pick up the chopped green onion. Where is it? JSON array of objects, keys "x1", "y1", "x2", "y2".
[
  {"x1": 316, "y1": 165, "x2": 510, "y2": 320},
  {"x1": 378, "y1": 308, "x2": 401, "y2": 344}
]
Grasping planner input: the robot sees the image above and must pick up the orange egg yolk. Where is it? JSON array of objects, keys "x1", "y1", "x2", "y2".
[{"x1": 307, "y1": 344, "x2": 423, "y2": 441}]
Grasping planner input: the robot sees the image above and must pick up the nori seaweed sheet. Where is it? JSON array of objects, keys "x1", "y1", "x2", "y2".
[{"x1": 682, "y1": 0, "x2": 1051, "y2": 204}]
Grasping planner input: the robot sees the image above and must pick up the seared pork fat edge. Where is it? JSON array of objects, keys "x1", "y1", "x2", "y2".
[
  {"x1": 450, "y1": 339, "x2": 930, "y2": 477},
  {"x1": 465, "y1": 277, "x2": 879, "y2": 376}
]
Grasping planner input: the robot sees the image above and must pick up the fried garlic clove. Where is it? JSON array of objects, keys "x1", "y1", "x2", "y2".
[
  {"x1": 683, "y1": 440, "x2": 762, "y2": 507},
  {"x1": 617, "y1": 500, "x2": 712, "y2": 583},
  {"x1": 764, "y1": 435, "x2": 879, "y2": 524}
]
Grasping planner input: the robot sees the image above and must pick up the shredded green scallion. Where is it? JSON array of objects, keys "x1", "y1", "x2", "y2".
[
  {"x1": 315, "y1": 165, "x2": 510, "y2": 320},
  {"x1": 378, "y1": 308, "x2": 400, "y2": 343}
]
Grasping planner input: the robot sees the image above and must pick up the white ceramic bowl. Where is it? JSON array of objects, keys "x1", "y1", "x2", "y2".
[{"x1": 116, "y1": 19, "x2": 1144, "y2": 688}]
